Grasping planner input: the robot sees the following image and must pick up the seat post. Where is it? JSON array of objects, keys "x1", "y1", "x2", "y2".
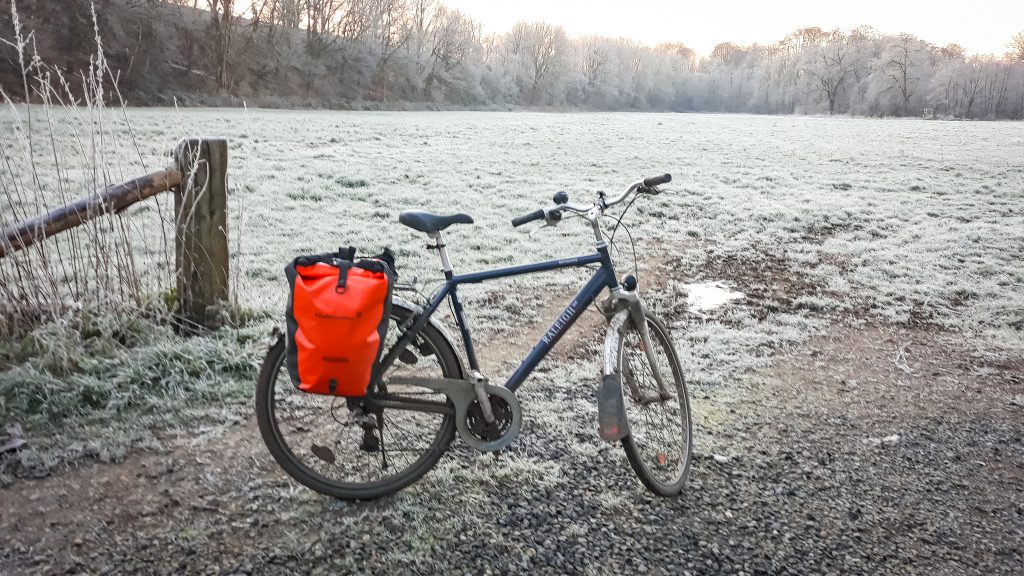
[{"x1": 428, "y1": 231, "x2": 454, "y2": 278}]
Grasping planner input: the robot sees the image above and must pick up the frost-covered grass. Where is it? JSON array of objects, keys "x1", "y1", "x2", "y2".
[
  {"x1": 1, "y1": 109, "x2": 1022, "y2": 480},
  {"x1": 0, "y1": 312, "x2": 263, "y2": 483},
  {"x1": 17, "y1": 109, "x2": 1012, "y2": 336}
]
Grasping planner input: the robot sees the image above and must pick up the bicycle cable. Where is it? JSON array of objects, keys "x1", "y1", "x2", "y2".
[
  {"x1": 604, "y1": 195, "x2": 641, "y2": 285},
  {"x1": 608, "y1": 191, "x2": 641, "y2": 246}
]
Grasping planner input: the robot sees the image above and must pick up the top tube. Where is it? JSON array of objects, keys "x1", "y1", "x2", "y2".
[{"x1": 451, "y1": 253, "x2": 604, "y2": 285}]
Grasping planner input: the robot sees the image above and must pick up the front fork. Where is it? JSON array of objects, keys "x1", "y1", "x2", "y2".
[
  {"x1": 597, "y1": 284, "x2": 670, "y2": 442},
  {"x1": 605, "y1": 286, "x2": 671, "y2": 396}
]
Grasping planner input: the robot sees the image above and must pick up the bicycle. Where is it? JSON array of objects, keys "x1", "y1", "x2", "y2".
[{"x1": 256, "y1": 174, "x2": 692, "y2": 499}]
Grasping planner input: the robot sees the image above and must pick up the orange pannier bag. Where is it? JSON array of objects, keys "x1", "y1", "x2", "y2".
[{"x1": 285, "y1": 248, "x2": 396, "y2": 397}]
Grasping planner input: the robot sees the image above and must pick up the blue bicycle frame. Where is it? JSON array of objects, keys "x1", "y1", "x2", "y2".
[{"x1": 378, "y1": 245, "x2": 620, "y2": 392}]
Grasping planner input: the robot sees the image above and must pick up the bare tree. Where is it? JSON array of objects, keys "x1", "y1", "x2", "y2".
[
  {"x1": 804, "y1": 31, "x2": 857, "y2": 114},
  {"x1": 373, "y1": 0, "x2": 411, "y2": 74},
  {"x1": 337, "y1": 0, "x2": 378, "y2": 40},
  {"x1": 940, "y1": 43, "x2": 966, "y2": 60},
  {"x1": 979, "y1": 56, "x2": 1009, "y2": 118},
  {"x1": 1008, "y1": 31, "x2": 1024, "y2": 63},
  {"x1": 709, "y1": 42, "x2": 740, "y2": 64},
  {"x1": 579, "y1": 38, "x2": 608, "y2": 104},
  {"x1": 407, "y1": 0, "x2": 436, "y2": 59},
  {"x1": 657, "y1": 42, "x2": 696, "y2": 72},
  {"x1": 623, "y1": 40, "x2": 647, "y2": 108},
  {"x1": 422, "y1": 6, "x2": 475, "y2": 97},
  {"x1": 206, "y1": 0, "x2": 235, "y2": 92},
  {"x1": 886, "y1": 33, "x2": 918, "y2": 115},
  {"x1": 278, "y1": 0, "x2": 303, "y2": 28},
  {"x1": 304, "y1": 0, "x2": 342, "y2": 58},
  {"x1": 507, "y1": 22, "x2": 567, "y2": 104},
  {"x1": 16, "y1": 3, "x2": 1024, "y2": 118},
  {"x1": 756, "y1": 43, "x2": 782, "y2": 113},
  {"x1": 959, "y1": 58, "x2": 985, "y2": 118},
  {"x1": 786, "y1": 27, "x2": 829, "y2": 50}
]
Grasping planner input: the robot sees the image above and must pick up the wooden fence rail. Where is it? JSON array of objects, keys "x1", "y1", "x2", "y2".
[
  {"x1": 0, "y1": 137, "x2": 230, "y2": 328},
  {"x1": 0, "y1": 170, "x2": 182, "y2": 258}
]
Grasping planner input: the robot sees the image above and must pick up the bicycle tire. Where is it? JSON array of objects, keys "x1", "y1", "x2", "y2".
[
  {"x1": 618, "y1": 312, "x2": 693, "y2": 496},
  {"x1": 256, "y1": 302, "x2": 462, "y2": 500}
]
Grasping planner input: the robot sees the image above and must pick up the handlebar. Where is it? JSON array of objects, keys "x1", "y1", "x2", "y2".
[
  {"x1": 643, "y1": 174, "x2": 672, "y2": 188},
  {"x1": 510, "y1": 173, "x2": 671, "y2": 228},
  {"x1": 511, "y1": 209, "x2": 545, "y2": 227}
]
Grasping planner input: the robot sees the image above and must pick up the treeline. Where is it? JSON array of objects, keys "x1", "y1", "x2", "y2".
[{"x1": 3, "y1": 0, "x2": 1024, "y2": 118}]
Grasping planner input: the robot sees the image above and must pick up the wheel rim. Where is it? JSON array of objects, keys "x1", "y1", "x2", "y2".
[
  {"x1": 620, "y1": 319, "x2": 691, "y2": 489},
  {"x1": 266, "y1": 313, "x2": 455, "y2": 490}
]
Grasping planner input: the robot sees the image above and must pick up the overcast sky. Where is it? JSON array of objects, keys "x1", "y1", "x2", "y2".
[{"x1": 443, "y1": 0, "x2": 1023, "y2": 57}]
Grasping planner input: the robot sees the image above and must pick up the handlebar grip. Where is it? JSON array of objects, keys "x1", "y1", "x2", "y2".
[
  {"x1": 643, "y1": 174, "x2": 672, "y2": 187},
  {"x1": 511, "y1": 209, "x2": 545, "y2": 227}
]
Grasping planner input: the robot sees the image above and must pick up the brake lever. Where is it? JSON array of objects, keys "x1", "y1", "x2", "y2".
[
  {"x1": 528, "y1": 222, "x2": 553, "y2": 238},
  {"x1": 528, "y1": 209, "x2": 566, "y2": 237}
]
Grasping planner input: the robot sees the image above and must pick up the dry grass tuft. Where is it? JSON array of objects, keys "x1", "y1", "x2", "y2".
[
  {"x1": 0, "y1": 1, "x2": 178, "y2": 339},
  {"x1": 0, "y1": 2, "x2": 258, "y2": 482}
]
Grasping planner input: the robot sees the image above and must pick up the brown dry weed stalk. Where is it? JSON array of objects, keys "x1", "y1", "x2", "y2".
[
  {"x1": 0, "y1": 1, "x2": 176, "y2": 339},
  {"x1": 0, "y1": 5, "x2": 257, "y2": 479}
]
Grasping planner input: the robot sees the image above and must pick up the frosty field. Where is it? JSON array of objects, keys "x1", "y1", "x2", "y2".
[
  {"x1": 145, "y1": 109, "x2": 1023, "y2": 379},
  {"x1": 2, "y1": 110, "x2": 1023, "y2": 574},
  {"x1": 27, "y1": 108, "x2": 1016, "y2": 353}
]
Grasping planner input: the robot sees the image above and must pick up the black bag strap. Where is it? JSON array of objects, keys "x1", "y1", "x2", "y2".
[
  {"x1": 334, "y1": 246, "x2": 357, "y2": 294},
  {"x1": 374, "y1": 247, "x2": 397, "y2": 275},
  {"x1": 335, "y1": 261, "x2": 353, "y2": 294}
]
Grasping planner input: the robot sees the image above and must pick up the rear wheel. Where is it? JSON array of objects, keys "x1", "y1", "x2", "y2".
[
  {"x1": 256, "y1": 303, "x2": 462, "y2": 500},
  {"x1": 619, "y1": 312, "x2": 692, "y2": 496}
]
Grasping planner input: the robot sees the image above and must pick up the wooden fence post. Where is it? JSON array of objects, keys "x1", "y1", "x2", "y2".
[{"x1": 174, "y1": 138, "x2": 229, "y2": 328}]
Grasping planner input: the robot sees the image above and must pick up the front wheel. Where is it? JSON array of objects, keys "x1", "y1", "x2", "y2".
[{"x1": 618, "y1": 312, "x2": 693, "y2": 496}]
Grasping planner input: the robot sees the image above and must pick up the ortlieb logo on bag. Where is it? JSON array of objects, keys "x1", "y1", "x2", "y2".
[{"x1": 285, "y1": 247, "x2": 396, "y2": 397}]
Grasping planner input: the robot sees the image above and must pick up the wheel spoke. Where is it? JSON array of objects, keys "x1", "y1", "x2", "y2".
[
  {"x1": 619, "y1": 316, "x2": 692, "y2": 494},
  {"x1": 258, "y1": 308, "x2": 457, "y2": 498}
]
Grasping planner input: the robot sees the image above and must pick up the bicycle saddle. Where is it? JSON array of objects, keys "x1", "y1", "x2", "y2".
[{"x1": 398, "y1": 210, "x2": 474, "y2": 233}]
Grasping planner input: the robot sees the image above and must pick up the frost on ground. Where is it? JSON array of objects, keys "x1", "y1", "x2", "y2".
[{"x1": 1, "y1": 111, "x2": 1022, "y2": 574}]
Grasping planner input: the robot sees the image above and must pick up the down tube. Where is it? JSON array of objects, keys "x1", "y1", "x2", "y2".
[{"x1": 504, "y1": 267, "x2": 613, "y2": 392}]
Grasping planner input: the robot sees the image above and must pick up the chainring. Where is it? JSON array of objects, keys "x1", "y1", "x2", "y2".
[{"x1": 465, "y1": 396, "x2": 514, "y2": 442}]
